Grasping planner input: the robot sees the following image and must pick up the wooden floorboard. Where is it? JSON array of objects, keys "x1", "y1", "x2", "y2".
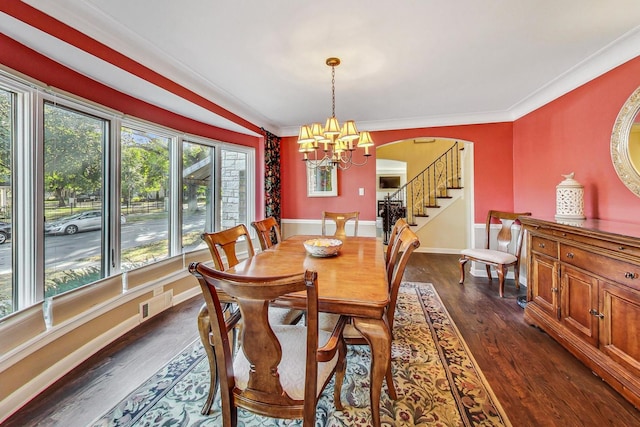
[{"x1": 4, "y1": 253, "x2": 640, "y2": 426}]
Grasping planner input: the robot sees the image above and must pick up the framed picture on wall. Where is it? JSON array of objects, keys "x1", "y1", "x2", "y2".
[{"x1": 306, "y1": 163, "x2": 338, "y2": 197}]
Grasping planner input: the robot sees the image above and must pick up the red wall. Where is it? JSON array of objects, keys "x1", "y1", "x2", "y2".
[
  {"x1": 513, "y1": 56, "x2": 640, "y2": 224},
  {"x1": 282, "y1": 123, "x2": 515, "y2": 222}
]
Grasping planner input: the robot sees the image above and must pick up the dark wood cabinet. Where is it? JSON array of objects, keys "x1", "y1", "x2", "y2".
[
  {"x1": 560, "y1": 264, "x2": 599, "y2": 347},
  {"x1": 521, "y1": 217, "x2": 640, "y2": 409}
]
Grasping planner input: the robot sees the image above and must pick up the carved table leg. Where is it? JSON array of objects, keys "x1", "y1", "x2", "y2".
[{"x1": 353, "y1": 317, "x2": 392, "y2": 427}]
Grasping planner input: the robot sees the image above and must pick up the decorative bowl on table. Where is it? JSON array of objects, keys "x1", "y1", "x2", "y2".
[{"x1": 303, "y1": 238, "x2": 343, "y2": 257}]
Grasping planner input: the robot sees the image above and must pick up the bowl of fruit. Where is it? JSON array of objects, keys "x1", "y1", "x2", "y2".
[{"x1": 303, "y1": 238, "x2": 343, "y2": 257}]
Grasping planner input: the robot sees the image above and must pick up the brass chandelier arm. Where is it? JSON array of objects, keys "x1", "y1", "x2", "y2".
[{"x1": 297, "y1": 57, "x2": 374, "y2": 170}]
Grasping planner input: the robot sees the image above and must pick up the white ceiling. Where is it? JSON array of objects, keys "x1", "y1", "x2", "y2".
[{"x1": 5, "y1": 1, "x2": 640, "y2": 137}]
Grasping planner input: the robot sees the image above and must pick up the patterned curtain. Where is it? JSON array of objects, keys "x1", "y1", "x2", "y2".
[{"x1": 262, "y1": 128, "x2": 281, "y2": 225}]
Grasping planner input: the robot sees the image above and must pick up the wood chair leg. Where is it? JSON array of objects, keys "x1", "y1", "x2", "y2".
[
  {"x1": 197, "y1": 304, "x2": 218, "y2": 415},
  {"x1": 514, "y1": 265, "x2": 521, "y2": 290},
  {"x1": 385, "y1": 360, "x2": 397, "y2": 400},
  {"x1": 458, "y1": 258, "x2": 468, "y2": 284},
  {"x1": 486, "y1": 264, "x2": 492, "y2": 281},
  {"x1": 333, "y1": 339, "x2": 347, "y2": 411},
  {"x1": 497, "y1": 265, "x2": 506, "y2": 298}
]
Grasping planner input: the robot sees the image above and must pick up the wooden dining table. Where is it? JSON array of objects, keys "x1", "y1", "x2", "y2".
[{"x1": 227, "y1": 235, "x2": 391, "y2": 427}]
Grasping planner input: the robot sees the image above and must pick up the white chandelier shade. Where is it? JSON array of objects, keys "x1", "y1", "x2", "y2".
[{"x1": 297, "y1": 57, "x2": 374, "y2": 170}]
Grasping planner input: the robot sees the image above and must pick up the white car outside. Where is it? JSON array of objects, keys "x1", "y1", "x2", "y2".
[{"x1": 45, "y1": 210, "x2": 126, "y2": 235}]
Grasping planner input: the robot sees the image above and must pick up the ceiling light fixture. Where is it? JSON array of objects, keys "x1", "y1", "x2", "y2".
[{"x1": 298, "y1": 57, "x2": 374, "y2": 170}]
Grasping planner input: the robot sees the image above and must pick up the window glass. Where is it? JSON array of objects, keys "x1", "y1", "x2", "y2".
[
  {"x1": 0, "y1": 88, "x2": 14, "y2": 317},
  {"x1": 0, "y1": 70, "x2": 256, "y2": 319},
  {"x1": 120, "y1": 126, "x2": 170, "y2": 270},
  {"x1": 220, "y1": 149, "x2": 248, "y2": 230},
  {"x1": 182, "y1": 141, "x2": 214, "y2": 252},
  {"x1": 43, "y1": 102, "x2": 106, "y2": 297}
]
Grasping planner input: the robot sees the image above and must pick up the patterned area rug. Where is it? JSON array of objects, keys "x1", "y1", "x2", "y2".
[{"x1": 91, "y1": 282, "x2": 511, "y2": 426}]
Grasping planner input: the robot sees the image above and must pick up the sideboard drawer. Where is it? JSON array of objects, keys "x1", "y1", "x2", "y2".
[
  {"x1": 560, "y1": 244, "x2": 640, "y2": 290},
  {"x1": 531, "y1": 235, "x2": 558, "y2": 258},
  {"x1": 552, "y1": 230, "x2": 640, "y2": 259}
]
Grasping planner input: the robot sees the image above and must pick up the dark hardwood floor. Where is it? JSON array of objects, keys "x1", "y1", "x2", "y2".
[{"x1": 4, "y1": 253, "x2": 640, "y2": 426}]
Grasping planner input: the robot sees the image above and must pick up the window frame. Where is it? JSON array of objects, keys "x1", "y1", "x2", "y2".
[{"x1": 0, "y1": 70, "x2": 256, "y2": 318}]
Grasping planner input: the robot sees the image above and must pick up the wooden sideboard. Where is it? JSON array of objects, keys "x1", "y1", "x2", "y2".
[{"x1": 521, "y1": 217, "x2": 640, "y2": 409}]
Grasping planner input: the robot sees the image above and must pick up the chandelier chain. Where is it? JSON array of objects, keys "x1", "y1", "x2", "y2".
[
  {"x1": 297, "y1": 57, "x2": 374, "y2": 170},
  {"x1": 331, "y1": 65, "x2": 336, "y2": 118}
]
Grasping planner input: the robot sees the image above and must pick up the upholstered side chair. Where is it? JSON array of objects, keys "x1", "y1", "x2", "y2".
[
  {"x1": 459, "y1": 210, "x2": 532, "y2": 297},
  {"x1": 197, "y1": 224, "x2": 303, "y2": 414},
  {"x1": 189, "y1": 263, "x2": 347, "y2": 427}
]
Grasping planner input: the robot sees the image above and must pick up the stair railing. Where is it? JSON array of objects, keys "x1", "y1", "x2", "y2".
[{"x1": 380, "y1": 141, "x2": 463, "y2": 243}]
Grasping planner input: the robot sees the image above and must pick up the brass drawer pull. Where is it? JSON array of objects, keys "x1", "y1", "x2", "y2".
[
  {"x1": 624, "y1": 272, "x2": 638, "y2": 279},
  {"x1": 538, "y1": 243, "x2": 545, "y2": 248},
  {"x1": 566, "y1": 252, "x2": 574, "y2": 259},
  {"x1": 589, "y1": 309, "x2": 604, "y2": 319}
]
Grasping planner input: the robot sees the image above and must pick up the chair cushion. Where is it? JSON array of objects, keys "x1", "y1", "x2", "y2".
[
  {"x1": 461, "y1": 248, "x2": 517, "y2": 265},
  {"x1": 319, "y1": 313, "x2": 362, "y2": 339},
  {"x1": 233, "y1": 325, "x2": 338, "y2": 400}
]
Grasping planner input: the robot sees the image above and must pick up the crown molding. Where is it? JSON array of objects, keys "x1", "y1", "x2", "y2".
[{"x1": 509, "y1": 26, "x2": 640, "y2": 120}]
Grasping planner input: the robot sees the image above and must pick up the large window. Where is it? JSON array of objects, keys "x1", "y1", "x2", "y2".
[
  {"x1": 120, "y1": 126, "x2": 171, "y2": 271},
  {"x1": 43, "y1": 103, "x2": 107, "y2": 297},
  {"x1": 0, "y1": 88, "x2": 14, "y2": 317},
  {"x1": 182, "y1": 141, "x2": 214, "y2": 253},
  {"x1": 0, "y1": 71, "x2": 255, "y2": 320}
]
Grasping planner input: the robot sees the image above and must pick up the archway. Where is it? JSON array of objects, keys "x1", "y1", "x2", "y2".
[{"x1": 376, "y1": 137, "x2": 474, "y2": 253}]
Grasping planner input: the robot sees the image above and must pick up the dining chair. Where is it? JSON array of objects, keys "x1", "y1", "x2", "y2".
[
  {"x1": 459, "y1": 210, "x2": 532, "y2": 297},
  {"x1": 250, "y1": 216, "x2": 282, "y2": 250},
  {"x1": 385, "y1": 218, "x2": 410, "y2": 282},
  {"x1": 201, "y1": 224, "x2": 255, "y2": 271},
  {"x1": 198, "y1": 224, "x2": 303, "y2": 414},
  {"x1": 319, "y1": 226, "x2": 420, "y2": 399},
  {"x1": 321, "y1": 211, "x2": 359, "y2": 238},
  {"x1": 189, "y1": 263, "x2": 348, "y2": 427}
]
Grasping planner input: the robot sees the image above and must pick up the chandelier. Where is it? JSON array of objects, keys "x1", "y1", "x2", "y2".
[{"x1": 298, "y1": 57, "x2": 374, "y2": 170}]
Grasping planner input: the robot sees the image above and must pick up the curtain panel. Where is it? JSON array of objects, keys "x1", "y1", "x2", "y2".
[{"x1": 262, "y1": 128, "x2": 281, "y2": 225}]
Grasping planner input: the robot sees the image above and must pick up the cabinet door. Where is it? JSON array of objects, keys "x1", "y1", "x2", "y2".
[
  {"x1": 560, "y1": 265, "x2": 599, "y2": 347},
  {"x1": 530, "y1": 253, "x2": 558, "y2": 319},
  {"x1": 600, "y1": 281, "x2": 640, "y2": 378}
]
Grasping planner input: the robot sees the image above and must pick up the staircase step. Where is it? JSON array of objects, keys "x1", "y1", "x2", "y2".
[
  {"x1": 447, "y1": 186, "x2": 463, "y2": 190},
  {"x1": 414, "y1": 214, "x2": 429, "y2": 218},
  {"x1": 424, "y1": 205, "x2": 440, "y2": 208}
]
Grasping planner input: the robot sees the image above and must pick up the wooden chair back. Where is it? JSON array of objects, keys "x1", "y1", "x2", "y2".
[
  {"x1": 188, "y1": 262, "x2": 346, "y2": 426},
  {"x1": 485, "y1": 210, "x2": 530, "y2": 256},
  {"x1": 251, "y1": 217, "x2": 282, "y2": 250},
  {"x1": 385, "y1": 217, "x2": 410, "y2": 269},
  {"x1": 386, "y1": 227, "x2": 420, "y2": 331},
  {"x1": 321, "y1": 211, "x2": 359, "y2": 238},
  {"x1": 201, "y1": 224, "x2": 255, "y2": 271}
]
